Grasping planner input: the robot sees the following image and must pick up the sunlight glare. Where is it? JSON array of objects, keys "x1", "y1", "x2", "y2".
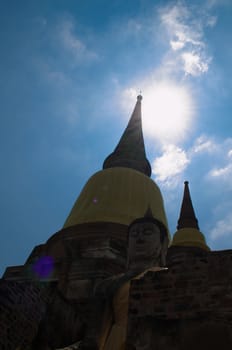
[
  {"x1": 123, "y1": 81, "x2": 194, "y2": 144},
  {"x1": 142, "y1": 81, "x2": 194, "y2": 144}
]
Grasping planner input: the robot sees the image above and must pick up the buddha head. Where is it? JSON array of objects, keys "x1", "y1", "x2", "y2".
[{"x1": 127, "y1": 208, "x2": 168, "y2": 271}]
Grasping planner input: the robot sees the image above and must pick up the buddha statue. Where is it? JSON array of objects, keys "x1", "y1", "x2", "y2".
[
  {"x1": 127, "y1": 208, "x2": 168, "y2": 271},
  {"x1": 56, "y1": 208, "x2": 169, "y2": 350},
  {"x1": 97, "y1": 208, "x2": 169, "y2": 350}
]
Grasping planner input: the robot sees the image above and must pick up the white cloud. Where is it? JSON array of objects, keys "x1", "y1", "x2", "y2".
[
  {"x1": 205, "y1": 0, "x2": 225, "y2": 9},
  {"x1": 33, "y1": 16, "x2": 99, "y2": 126},
  {"x1": 58, "y1": 18, "x2": 97, "y2": 63},
  {"x1": 152, "y1": 144, "x2": 190, "y2": 186},
  {"x1": 34, "y1": 59, "x2": 80, "y2": 125},
  {"x1": 210, "y1": 164, "x2": 232, "y2": 178},
  {"x1": 123, "y1": 87, "x2": 137, "y2": 101},
  {"x1": 207, "y1": 138, "x2": 232, "y2": 184},
  {"x1": 150, "y1": 135, "x2": 228, "y2": 188},
  {"x1": 210, "y1": 214, "x2": 232, "y2": 240},
  {"x1": 160, "y1": 4, "x2": 202, "y2": 48},
  {"x1": 170, "y1": 40, "x2": 185, "y2": 51},
  {"x1": 159, "y1": 2, "x2": 213, "y2": 77},
  {"x1": 191, "y1": 135, "x2": 217, "y2": 154},
  {"x1": 206, "y1": 15, "x2": 217, "y2": 27},
  {"x1": 181, "y1": 51, "x2": 211, "y2": 76}
]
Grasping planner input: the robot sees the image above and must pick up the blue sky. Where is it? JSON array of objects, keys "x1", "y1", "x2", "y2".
[{"x1": 1, "y1": 0, "x2": 232, "y2": 275}]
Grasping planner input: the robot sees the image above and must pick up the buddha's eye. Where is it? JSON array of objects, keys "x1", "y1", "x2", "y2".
[
  {"x1": 131, "y1": 230, "x2": 138, "y2": 237},
  {"x1": 144, "y1": 230, "x2": 153, "y2": 235}
]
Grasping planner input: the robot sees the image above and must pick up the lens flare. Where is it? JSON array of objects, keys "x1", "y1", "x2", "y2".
[
  {"x1": 32, "y1": 256, "x2": 54, "y2": 278},
  {"x1": 93, "y1": 197, "x2": 98, "y2": 204}
]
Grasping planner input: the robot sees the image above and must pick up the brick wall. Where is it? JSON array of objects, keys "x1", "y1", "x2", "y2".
[
  {"x1": 0, "y1": 280, "x2": 52, "y2": 350},
  {"x1": 127, "y1": 249, "x2": 232, "y2": 349}
]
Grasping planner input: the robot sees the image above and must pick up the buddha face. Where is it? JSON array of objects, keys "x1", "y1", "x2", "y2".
[{"x1": 127, "y1": 221, "x2": 162, "y2": 269}]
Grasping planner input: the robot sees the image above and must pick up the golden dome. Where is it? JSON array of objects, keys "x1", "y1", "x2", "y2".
[
  {"x1": 63, "y1": 167, "x2": 169, "y2": 237},
  {"x1": 171, "y1": 227, "x2": 210, "y2": 251}
]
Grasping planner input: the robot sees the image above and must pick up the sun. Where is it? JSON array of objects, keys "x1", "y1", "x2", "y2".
[
  {"x1": 142, "y1": 81, "x2": 194, "y2": 143},
  {"x1": 123, "y1": 80, "x2": 194, "y2": 144}
]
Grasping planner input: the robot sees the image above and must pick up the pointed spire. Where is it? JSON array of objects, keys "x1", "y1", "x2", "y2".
[
  {"x1": 177, "y1": 181, "x2": 199, "y2": 230},
  {"x1": 144, "y1": 206, "x2": 154, "y2": 220},
  {"x1": 103, "y1": 95, "x2": 151, "y2": 177}
]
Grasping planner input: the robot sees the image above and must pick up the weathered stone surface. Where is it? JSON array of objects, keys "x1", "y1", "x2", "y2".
[
  {"x1": 0, "y1": 280, "x2": 52, "y2": 350},
  {"x1": 127, "y1": 248, "x2": 232, "y2": 349},
  {"x1": 2, "y1": 227, "x2": 232, "y2": 349},
  {"x1": 31, "y1": 289, "x2": 87, "y2": 349},
  {"x1": 1, "y1": 222, "x2": 128, "y2": 349},
  {"x1": 3, "y1": 222, "x2": 128, "y2": 284}
]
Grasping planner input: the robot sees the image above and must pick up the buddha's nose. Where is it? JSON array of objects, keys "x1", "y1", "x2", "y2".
[{"x1": 136, "y1": 233, "x2": 144, "y2": 243}]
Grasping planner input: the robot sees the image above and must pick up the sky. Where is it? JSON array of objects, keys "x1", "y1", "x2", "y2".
[{"x1": 1, "y1": 0, "x2": 232, "y2": 276}]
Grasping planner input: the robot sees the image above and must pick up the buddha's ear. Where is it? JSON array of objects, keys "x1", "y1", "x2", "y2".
[{"x1": 160, "y1": 235, "x2": 169, "y2": 266}]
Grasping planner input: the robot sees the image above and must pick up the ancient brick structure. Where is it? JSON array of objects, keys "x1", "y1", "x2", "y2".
[
  {"x1": 127, "y1": 247, "x2": 232, "y2": 349},
  {"x1": 1, "y1": 95, "x2": 232, "y2": 350},
  {"x1": 1, "y1": 223, "x2": 128, "y2": 349},
  {"x1": 0, "y1": 280, "x2": 52, "y2": 350}
]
